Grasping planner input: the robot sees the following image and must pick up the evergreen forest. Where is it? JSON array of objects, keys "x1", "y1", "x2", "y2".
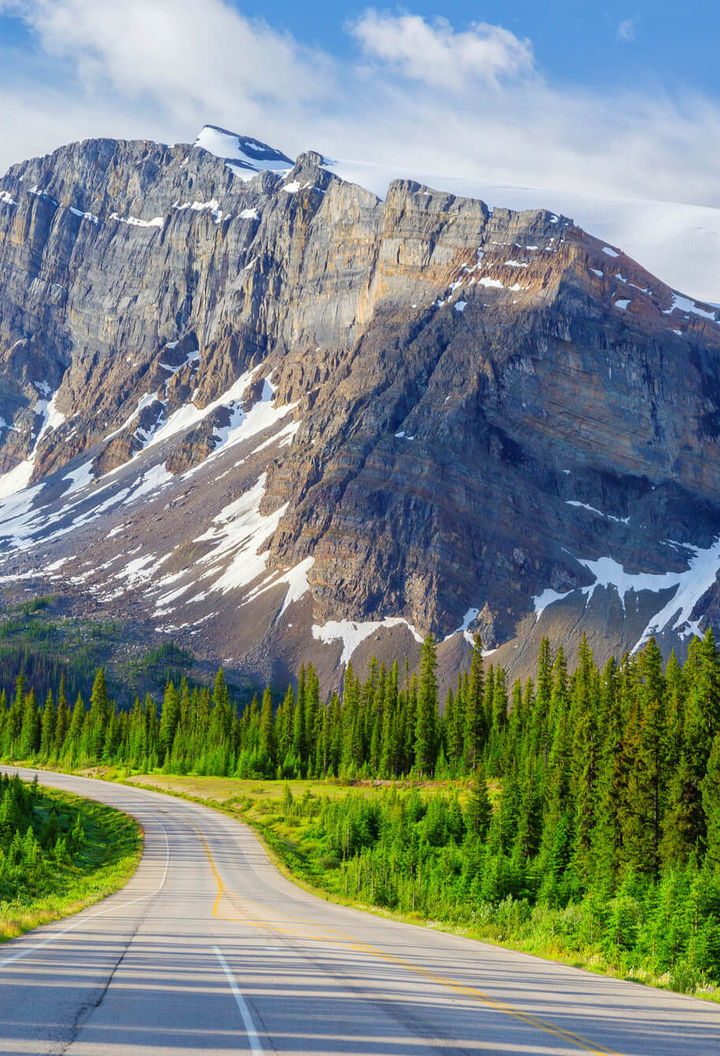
[{"x1": 3, "y1": 630, "x2": 720, "y2": 989}]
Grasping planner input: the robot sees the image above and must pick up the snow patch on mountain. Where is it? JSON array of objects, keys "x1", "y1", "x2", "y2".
[
  {"x1": 566, "y1": 500, "x2": 630, "y2": 524},
  {"x1": 62, "y1": 461, "x2": 94, "y2": 495},
  {"x1": 663, "y1": 292, "x2": 718, "y2": 323},
  {"x1": 110, "y1": 212, "x2": 164, "y2": 229},
  {"x1": 190, "y1": 474, "x2": 287, "y2": 598},
  {"x1": 0, "y1": 384, "x2": 65, "y2": 500},
  {"x1": 312, "y1": 617, "x2": 424, "y2": 667},
  {"x1": 533, "y1": 539, "x2": 720, "y2": 650},
  {"x1": 152, "y1": 472, "x2": 288, "y2": 614}
]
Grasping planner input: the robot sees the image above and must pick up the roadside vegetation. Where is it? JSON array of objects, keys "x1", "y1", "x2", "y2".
[
  {"x1": 0, "y1": 772, "x2": 141, "y2": 941},
  {"x1": 3, "y1": 620, "x2": 720, "y2": 997}
]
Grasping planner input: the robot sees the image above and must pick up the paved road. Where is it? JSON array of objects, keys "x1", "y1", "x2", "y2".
[{"x1": 0, "y1": 768, "x2": 718, "y2": 1056}]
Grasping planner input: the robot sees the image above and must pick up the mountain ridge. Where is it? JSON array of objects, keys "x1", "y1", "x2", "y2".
[{"x1": 0, "y1": 128, "x2": 719, "y2": 689}]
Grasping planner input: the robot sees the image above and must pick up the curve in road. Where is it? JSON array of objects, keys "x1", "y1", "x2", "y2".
[{"x1": 0, "y1": 767, "x2": 718, "y2": 1056}]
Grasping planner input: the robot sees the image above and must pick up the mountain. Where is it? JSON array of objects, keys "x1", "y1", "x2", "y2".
[
  {"x1": 0, "y1": 126, "x2": 719, "y2": 690},
  {"x1": 325, "y1": 158, "x2": 720, "y2": 309}
]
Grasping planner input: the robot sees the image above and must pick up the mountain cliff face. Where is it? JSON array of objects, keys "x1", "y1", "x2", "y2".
[{"x1": 0, "y1": 126, "x2": 719, "y2": 688}]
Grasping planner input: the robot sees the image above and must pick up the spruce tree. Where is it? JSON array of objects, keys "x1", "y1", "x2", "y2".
[
  {"x1": 414, "y1": 635, "x2": 438, "y2": 776},
  {"x1": 39, "y1": 690, "x2": 56, "y2": 759},
  {"x1": 463, "y1": 635, "x2": 485, "y2": 772},
  {"x1": 465, "y1": 762, "x2": 492, "y2": 839},
  {"x1": 258, "y1": 686, "x2": 275, "y2": 773}
]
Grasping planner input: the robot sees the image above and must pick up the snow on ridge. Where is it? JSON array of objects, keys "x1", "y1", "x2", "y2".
[
  {"x1": 0, "y1": 460, "x2": 35, "y2": 501},
  {"x1": 243, "y1": 555, "x2": 316, "y2": 619},
  {"x1": 173, "y1": 198, "x2": 224, "y2": 224},
  {"x1": 0, "y1": 190, "x2": 17, "y2": 207},
  {"x1": 313, "y1": 617, "x2": 424, "y2": 667},
  {"x1": 105, "y1": 392, "x2": 158, "y2": 442},
  {"x1": 102, "y1": 362, "x2": 293, "y2": 479},
  {"x1": 36, "y1": 390, "x2": 65, "y2": 444},
  {"x1": 68, "y1": 205, "x2": 99, "y2": 224},
  {"x1": 28, "y1": 186, "x2": 58, "y2": 205},
  {"x1": 194, "y1": 125, "x2": 293, "y2": 177},
  {"x1": 663, "y1": 292, "x2": 718, "y2": 323},
  {"x1": 152, "y1": 472, "x2": 294, "y2": 613},
  {"x1": 109, "y1": 211, "x2": 164, "y2": 229},
  {"x1": 122, "y1": 463, "x2": 172, "y2": 507},
  {"x1": 226, "y1": 164, "x2": 256, "y2": 182},
  {"x1": 325, "y1": 158, "x2": 720, "y2": 304},
  {"x1": 276, "y1": 557, "x2": 314, "y2": 617},
  {"x1": 282, "y1": 180, "x2": 313, "y2": 194},
  {"x1": 446, "y1": 606, "x2": 480, "y2": 646}
]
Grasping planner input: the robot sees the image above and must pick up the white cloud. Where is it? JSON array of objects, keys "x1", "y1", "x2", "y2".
[
  {"x1": 350, "y1": 12, "x2": 534, "y2": 91},
  {"x1": 0, "y1": 0, "x2": 332, "y2": 140},
  {"x1": 617, "y1": 18, "x2": 638, "y2": 43}
]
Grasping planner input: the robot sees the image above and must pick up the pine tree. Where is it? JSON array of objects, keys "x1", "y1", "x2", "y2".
[
  {"x1": 591, "y1": 656, "x2": 625, "y2": 891},
  {"x1": 463, "y1": 635, "x2": 485, "y2": 771},
  {"x1": 621, "y1": 639, "x2": 667, "y2": 878},
  {"x1": 19, "y1": 689, "x2": 39, "y2": 759},
  {"x1": 292, "y1": 666, "x2": 307, "y2": 767},
  {"x1": 53, "y1": 677, "x2": 68, "y2": 758},
  {"x1": 702, "y1": 733, "x2": 720, "y2": 872},
  {"x1": 569, "y1": 636, "x2": 599, "y2": 888},
  {"x1": 159, "y1": 680, "x2": 180, "y2": 765},
  {"x1": 258, "y1": 686, "x2": 275, "y2": 773},
  {"x1": 465, "y1": 762, "x2": 492, "y2": 839},
  {"x1": 88, "y1": 669, "x2": 110, "y2": 761},
  {"x1": 414, "y1": 635, "x2": 438, "y2": 775},
  {"x1": 39, "y1": 690, "x2": 56, "y2": 759}
]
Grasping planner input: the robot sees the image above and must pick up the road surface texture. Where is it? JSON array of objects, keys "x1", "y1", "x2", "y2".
[{"x1": 0, "y1": 767, "x2": 718, "y2": 1055}]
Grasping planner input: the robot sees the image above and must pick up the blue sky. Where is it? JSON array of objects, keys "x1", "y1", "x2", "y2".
[
  {"x1": 0, "y1": 2, "x2": 719, "y2": 208},
  {"x1": 250, "y1": 2, "x2": 720, "y2": 97}
]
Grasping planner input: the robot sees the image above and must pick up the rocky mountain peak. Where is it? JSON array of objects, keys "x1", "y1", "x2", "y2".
[{"x1": 0, "y1": 130, "x2": 719, "y2": 689}]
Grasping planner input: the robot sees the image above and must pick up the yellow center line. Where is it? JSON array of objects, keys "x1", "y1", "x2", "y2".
[
  {"x1": 198, "y1": 829, "x2": 623, "y2": 1056},
  {"x1": 198, "y1": 832, "x2": 343, "y2": 932}
]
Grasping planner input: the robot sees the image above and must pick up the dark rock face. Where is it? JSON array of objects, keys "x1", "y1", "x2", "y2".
[{"x1": 1, "y1": 131, "x2": 720, "y2": 686}]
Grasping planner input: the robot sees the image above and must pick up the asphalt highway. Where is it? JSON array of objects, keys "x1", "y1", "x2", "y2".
[{"x1": 0, "y1": 767, "x2": 718, "y2": 1055}]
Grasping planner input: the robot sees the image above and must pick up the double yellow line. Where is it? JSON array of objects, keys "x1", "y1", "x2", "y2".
[{"x1": 199, "y1": 831, "x2": 622, "y2": 1056}]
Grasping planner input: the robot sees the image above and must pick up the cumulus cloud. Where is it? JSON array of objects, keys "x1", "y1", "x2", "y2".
[
  {"x1": 350, "y1": 12, "x2": 534, "y2": 91},
  {"x1": 0, "y1": 1, "x2": 719, "y2": 213}
]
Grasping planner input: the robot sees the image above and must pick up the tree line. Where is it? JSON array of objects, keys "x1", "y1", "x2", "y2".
[
  {"x1": 3, "y1": 628, "x2": 720, "y2": 983},
  {"x1": 3, "y1": 628, "x2": 720, "y2": 883}
]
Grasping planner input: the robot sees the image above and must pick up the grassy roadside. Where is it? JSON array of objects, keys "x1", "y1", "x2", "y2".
[
  {"x1": 0, "y1": 781, "x2": 142, "y2": 943},
  {"x1": 124, "y1": 772, "x2": 720, "y2": 1003},
  {"x1": 11, "y1": 766, "x2": 718, "y2": 1002}
]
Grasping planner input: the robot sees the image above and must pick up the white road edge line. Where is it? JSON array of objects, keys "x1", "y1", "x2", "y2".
[
  {"x1": 213, "y1": 945, "x2": 264, "y2": 1055},
  {"x1": 0, "y1": 821, "x2": 170, "y2": 970}
]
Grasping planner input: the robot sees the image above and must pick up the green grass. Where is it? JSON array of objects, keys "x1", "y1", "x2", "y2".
[{"x1": 0, "y1": 786, "x2": 142, "y2": 942}]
